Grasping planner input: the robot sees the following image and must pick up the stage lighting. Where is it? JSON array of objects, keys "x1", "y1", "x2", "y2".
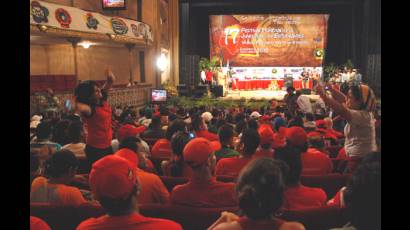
[
  {"x1": 157, "y1": 53, "x2": 167, "y2": 72},
  {"x1": 79, "y1": 41, "x2": 92, "y2": 49}
]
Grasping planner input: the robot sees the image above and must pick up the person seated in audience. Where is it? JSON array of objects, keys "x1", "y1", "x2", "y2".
[
  {"x1": 316, "y1": 83, "x2": 377, "y2": 172},
  {"x1": 275, "y1": 145, "x2": 327, "y2": 210},
  {"x1": 152, "y1": 119, "x2": 186, "y2": 158},
  {"x1": 247, "y1": 119, "x2": 259, "y2": 131},
  {"x1": 111, "y1": 123, "x2": 147, "y2": 153},
  {"x1": 76, "y1": 155, "x2": 182, "y2": 230},
  {"x1": 208, "y1": 109, "x2": 222, "y2": 134},
  {"x1": 192, "y1": 114, "x2": 219, "y2": 141},
  {"x1": 329, "y1": 152, "x2": 380, "y2": 230},
  {"x1": 62, "y1": 120, "x2": 86, "y2": 159},
  {"x1": 273, "y1": 116, "x2": 286, "y2": 132},
  {"x1": 161, "y1": 131, "x2": 193, "y2": 177},
  {"x1": 303, "y1": 113, "x2": 316, "y2": 133},
  {"x1": 301, "y1": 132, "x2": 333, "y2": 175},
  {"x1": 171, "y1": 138, "x2": 237, "y2": 208},
  {"x1": 208, "y1": 158, "x2": 305, "y2": 230},
  {"x1": 141, "y1": 115, "x2": 165, "y2": 140},
  {"x1": 322, "y1": 117, "x2": 344, "y2": 139},
  {"x1": 254, "y1": 125, "x2": 275, "y2": 159},
  {"x1": 202, "y1": 111, "x2": 216, "y2": 133},
  {"x1": 215, "y1": 128, "x2": 260, "y2": 178},
  {"x1": 30, "y1": 114, "x2": 43, "y2": 141},
  {"x1": 30, "y1": 121, "x2": 62, "y2": 157},
  {"x1": 115, "y1": 137, "x2": 170, "y2": 205},
  {"x1": 287, "y1": 115, "x2": 304, "y2": 128},
  {"x1": 159, "y1": 105, "x2": 170, "y2": 126},
  {"x1": 140, "y1": 108, "x2": 153, "y2": 127},
  {"x1": 214, "y1": 125, "x2": 240, "y2": 161},
  {"x1": 30, "y1": 150, "x2": 88, "y2": 206},
  {"x1": 31, "y1": 152, "x2": 41, "y2": 186},
  {"x1": 118, "y1": 134, "x2": 155, "y2": 173},
  {"x1": 51, "y1": 119, "x2": 71, "y2": 146},
  {"x1": 30, "y1": 216, "x2": 51, "y2": 230}
]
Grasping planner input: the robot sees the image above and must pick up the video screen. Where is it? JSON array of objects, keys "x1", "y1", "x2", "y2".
[
  {"x1": 151, "y1": 89, "x2": 167, "y2": 102},
  {"x1": 102, "y1": 0, "x2": 126, "y2": 9}
]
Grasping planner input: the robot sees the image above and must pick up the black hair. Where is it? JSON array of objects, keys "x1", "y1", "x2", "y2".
[
  {"x1": 119, "y1": 136, "x2": 140, "y2": 153},
  {"x1": 274, "y1": 145, "x2": 302, "y2": 186},
  {"x1": 211, "y1": 109, "x2": 220, "y2": 118},
  {"x1": 191, "y1": 115, "x2": 202, "y2": 132},
  {"x1": 99, "y1": 185, "x2": 138, "y2": 216},
  {"x1": 169, "y1": 131, "x2": 191, "y2": 177},
  {"x1": 343, "y1": 152, "x2": 381, "y2": 230},
  {"x1": 74, "y1": 80, "x2": 98, "y2": 106},
  {"x1": 165, "y1": 119, "x2": 186, "y2": 140},
  {"x1": 247, "y1": 119, "x2": 259, "y2": 130},
  {"x1": 236, "y1": 158, "x2": 285, "y2": 220},
  {"x1": 44, "y1": 149, "x2": 78, "y2": 178},
  {"x1": 215, "y1": 119, "x2": 227, "y2": 131},
  {"x1": 36, "y1": 120, "x2": 53, "y2": 140},
  {"x1": 51, "y1": 119, "x2": 71, "y2": 146},
  {"x1": 235, "y1": 120, "x2": 247, "y2": 136},
  {"x1": 235, "y1": 113, "x2": 245, "y2": 124},
  {"x1": 241, "y1": 129, "x2": 260, "y2": 156},
  {"x1": 149, "y1": 116, "x2": 162, "y2": 129},
  {"x1": 67, "y1": 120, "x2": 83, "y2": 143},
  {"x1": 159, "y1": 106, "x2": 169, "y2": 116},
  {"x1": 226, "y1": 113, "x2": 234, "y2": 124},
  {"x1": 218, "y1": 125, "x2": 234, "y2": 145},
  {"x1": 288, "y1": 116, "x2": 304, "y2": 128}
]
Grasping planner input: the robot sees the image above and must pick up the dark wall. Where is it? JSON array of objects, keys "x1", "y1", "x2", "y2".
[{"x1": 179, "y1": 0, "x2": 380, "y2": 90}]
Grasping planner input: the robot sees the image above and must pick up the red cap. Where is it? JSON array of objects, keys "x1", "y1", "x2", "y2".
[
  {"x1": 315, "y1": 120, "x2": 327, "y2": 128},
  {"x1": 285, "y1": 126, "x2": 307, "y2": 147},
  {"x1": 89, "y1": 155, "x2": 138, "y2": 200},
  {"x1": 114, "y1": 148, "x2": 139, "y2": 168},
  {"x1": 183, "y1": 137, "x2": 213, "y2": 167},
  {"x1": 210, "y1": 141, "x2": 222, "y2": 152},
  {"x1": 117, "y1": 124, "x2": 146, "y2": 142},
  {"x1": 258, "y1": 126, "x2": 275, "y2": 145},
  {"x1": 307, "y1": 131, "x2": 323, "y2": 139},
  {"x1": 272, "y1": 127, "x2": 286, "y2": 149}
]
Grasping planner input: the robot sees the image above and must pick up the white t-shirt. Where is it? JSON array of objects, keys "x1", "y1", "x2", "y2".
[
  {"x1": 62, "y1": 143, "x2": 86, "y2": 158},
  {"x1": 297, "y1": 95, "x2": 313, "y2": 114},
  {"x1": 344, "y1": 110, "x2": 377, "y2": 158}
]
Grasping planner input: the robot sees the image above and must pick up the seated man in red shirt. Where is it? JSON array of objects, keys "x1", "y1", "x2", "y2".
[
  {"x1": 77, "y1": 155, "x2": 182, "y2": 230},
  {"x1": 115, "y1": 136, "x2": 170, "y2": 205},
  {"x1": 302, "y1": 132, "x2": 333, "y2": 175},
  {"x1": 276, "y1": 128, "x2": 327, "y2": 210},
  {"x1": 191, "y1": 115, "x2": 219, "y2": 141},
  {"x1": 254, "y1": 125, "x2": 275, "y2": 159},
  {"x1": 151, "y1": 119, "x2": 186, "y2": 158},
  {"x1": 171, "y1": 137, "x2": 237, "y2": 208},
  {"x1": 215, "y1": 128, "x2": 260, "y2": 178}
]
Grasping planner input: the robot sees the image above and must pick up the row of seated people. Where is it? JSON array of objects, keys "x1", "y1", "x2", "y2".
[{"x1": 30, "y1": 149, "x2": 380, "y2": 230}]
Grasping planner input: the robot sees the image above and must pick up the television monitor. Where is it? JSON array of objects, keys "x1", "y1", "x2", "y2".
[
  {"x1": 102, "y1": 0, "x2": 126, "y2": 10},
  {"x1": 151, "y1": 89, "x2": 167, "y2": 103}
]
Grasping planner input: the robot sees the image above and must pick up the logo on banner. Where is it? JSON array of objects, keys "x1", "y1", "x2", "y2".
[
  {"x1": 55, "y1": 8, "x2": 72, "y2": 28},
  {"x1": 131, "y1": 24, "x2": 139, "y2": 37},
  {"x1": 31, "y1": 1, "x2": 49, "y2": 23},
  {"x1": 272, "y1": 69, "x2": 277, "y2": 74},
  {"x1": 314, "y1": 48, "x2": 324, "y2": 60},
  {"x1": 85, "y1": 13, "x2": 99, "y2": 30},
  {"x1": 111, "y1": 18, "x2": 128, "y2": 35}
]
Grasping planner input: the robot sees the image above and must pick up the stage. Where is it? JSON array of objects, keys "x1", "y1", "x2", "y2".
[{"x1": 221, "y1": 89, "x2": 321, "y2": 101}]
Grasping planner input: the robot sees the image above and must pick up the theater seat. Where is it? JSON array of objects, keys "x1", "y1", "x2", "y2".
[
  {"x1": 279, "y1": 206, "x2": 348, "y2": 230},
  {"x1": 300, "y1": 173, "x2": 351, "y2": 197}
]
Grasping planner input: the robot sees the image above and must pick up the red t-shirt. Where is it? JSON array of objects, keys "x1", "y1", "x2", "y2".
[
  {"x1": 282, "y1": 184, "x2": 327, "y2": 210},
  {"x1": 171, "y1": 177, "x2": 237, "y2": 207},
  {"x1": 301, "y1": 148, "x2": 333, "y2": 175},
  {"x1": 151, "y1": 138, "x2": 172, "y2": 158},
  {"x1": 215, "y1": 156, "x2": 253, "y2": 178},
  {"x1": 83, "y1": 101, "x2": 112, "y2": 149},
  {"x1": 30, "y1": 216, "x2": 51, "y2": 230},
  {"x1": 195, "y1": 130, "x2": 219, "y2": 141},
  {"x1": 76, "y1": 213, "x2": 182, "y2": 230},
  {"x1": 253, "y1": 149, "x2": 274, "y2": 159},
  {"x1": 136, "y1": 168, "x2": 170, "y2": 205},
  {"x1": 205, "y1": 71, "x2": 213, "y2": 82}
]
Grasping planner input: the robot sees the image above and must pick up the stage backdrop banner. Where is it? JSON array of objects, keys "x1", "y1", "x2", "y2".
[
  {"x1": 30, "y1": 0, "x2": 153, "y2": 42},
  {"x1": 209, "y1": 14, "x2": 329, "y2": 67}
]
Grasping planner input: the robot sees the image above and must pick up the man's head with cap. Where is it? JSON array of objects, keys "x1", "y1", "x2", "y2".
[
  {"x1": 285, "y1": 126, "x2": 308, "y2": 152},
  {"x1": 183, "y1": 137, "x2": 216, "y2": 171},
  {"x1": 89, "y1": 155, "x2": 140, "y2": 216},
  {"x1": 307, "y1": 131, "x2": 325, "y2": 149},
  {"x1": 258, "y1": 125, "x2": 274, "y2": 149},
  {"x1": 250, "y1": 111, "x2": 262, "y2": 119},
  {"x1": 117, "y1": 124, "x2": 146, "y2": 142}
]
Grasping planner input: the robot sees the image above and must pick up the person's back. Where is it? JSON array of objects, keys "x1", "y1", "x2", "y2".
[
  {"x1": 30, "y1": 176, "x2": 87, "y2": 206},
  {"x1": 141, "y1": 116, "x2": 165, "y2": 139},
  {"x1": 136, "y1": 168, "x2": 170, "y2": 204},
  {"x1": 296, "y1": 93, "x2": 312, "y2": 114},
  {"x1": 215, "y1": 157, "x2": 253, "y2": 178},
  {"x1": 30, "y1": 121, "x2": 62, "y2": 160},
  {"x1": 301, "y1": 148, "x2": 333, "y2": 175},
  {"x1": 282, "y1": 184, "x2": 327, "y2": 210},
  {"x1": 170, "y1": 138, "x2": 237, "y2": 208},
  {"x1": 151, "y1": 138, "x2": 172, "y2": 158},
  {"x1": 215, "y1": 125, "x2": 240, "y2": 161}
]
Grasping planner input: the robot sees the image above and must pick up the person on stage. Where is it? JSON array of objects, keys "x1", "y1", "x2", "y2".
[{"x1": 301, "y1": 68, "x2": 309, "y2": 89}]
